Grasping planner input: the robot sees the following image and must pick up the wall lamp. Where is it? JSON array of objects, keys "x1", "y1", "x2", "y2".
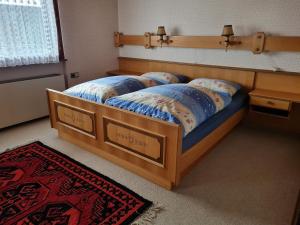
[
  {"x1": 220, "y1": 25, "x2": 241, "y2": 51},
  {"x1": 157, "y1": 26, "x2": 172, "y2": 47}
]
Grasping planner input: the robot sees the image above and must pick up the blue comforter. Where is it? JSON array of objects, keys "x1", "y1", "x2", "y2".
[
  {"x1": 105, "y1": 84, "x2": 232, "y2": 136},
  {"x1": 64, "y1": 75, "x2": 159, "y2": 103}
]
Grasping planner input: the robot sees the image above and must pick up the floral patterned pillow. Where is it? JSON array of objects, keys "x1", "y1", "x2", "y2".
[
  {"x1": 188, "y1": 78, "x2": 241, "y2": 96},
  {"x1": 141, "y1": 72, "x2": 188, "y2": 84}
]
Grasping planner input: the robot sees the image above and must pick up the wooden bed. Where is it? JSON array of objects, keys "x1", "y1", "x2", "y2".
[{"x1": 47, "y1": 57, "x2": 255, "y2": 189}]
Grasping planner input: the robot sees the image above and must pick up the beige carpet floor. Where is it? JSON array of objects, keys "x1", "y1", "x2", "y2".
[{"x1": 0, "y1": 118, "x2": 299, "y2": 225}]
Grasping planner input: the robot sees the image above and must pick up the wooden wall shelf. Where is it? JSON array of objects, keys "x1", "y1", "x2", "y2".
[{"x1": 114, "y1": 32, "x2": 300, "y2": 54}]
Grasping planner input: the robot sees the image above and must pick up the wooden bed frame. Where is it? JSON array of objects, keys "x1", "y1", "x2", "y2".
[{"x1": 47, "y1": 58, "x2": 255, "y2": 189}]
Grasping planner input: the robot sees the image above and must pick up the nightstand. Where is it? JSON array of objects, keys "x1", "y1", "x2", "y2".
[
  {"x1": 249, "y1": 89, "x2": 300, "y2": 118},
  {"x1": 106, "y1": 70, "x2": 142, "y2": 76}
]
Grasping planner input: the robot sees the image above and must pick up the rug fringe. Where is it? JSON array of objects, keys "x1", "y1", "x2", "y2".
[
  {"x1": 3, "y1": 139, "x2": 40, "y2": 152},
  {"x1": 131, "y1": 202, "x2": 164, "y2": 225}
]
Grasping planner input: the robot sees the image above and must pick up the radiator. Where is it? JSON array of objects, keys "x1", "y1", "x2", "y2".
[{"x1": 0, "y1": 74, "x2": 65, "y2": 129}]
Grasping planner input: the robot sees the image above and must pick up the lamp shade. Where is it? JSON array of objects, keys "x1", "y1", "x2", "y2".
[
  {"x1": 222, "y1": 25, "x2": 234, "y2": 36},
  {"x1": 157, "y1": 26, "x2": 166, "y2": 36}
]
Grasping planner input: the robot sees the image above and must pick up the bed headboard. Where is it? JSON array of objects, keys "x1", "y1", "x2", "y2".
[{"x1": 118, "y1": 57, "x2": 255, "y2": 90}]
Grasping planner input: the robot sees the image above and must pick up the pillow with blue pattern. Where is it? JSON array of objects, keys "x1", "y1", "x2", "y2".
[
  {"x1": 141, "y1": 72, "x2": 189, "y2": 84},
  {"x1": 188, "y1": 78, "x2": 241, "y2": 96}
]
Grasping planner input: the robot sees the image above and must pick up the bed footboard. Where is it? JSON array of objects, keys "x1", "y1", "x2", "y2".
[{"x1": 47, "y1": 89, "x2": 182, "y2": 189}]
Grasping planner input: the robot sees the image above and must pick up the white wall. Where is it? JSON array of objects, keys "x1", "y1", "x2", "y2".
[
  {"x1": 0, "y1": 0, "x2": 119, "y2": 87},
  {"x1": 118, "y1": 0, "x2": 300, "y2": 72},
  {"x1": 59, "y1": 0, "x2": 119, "y2": 86}
]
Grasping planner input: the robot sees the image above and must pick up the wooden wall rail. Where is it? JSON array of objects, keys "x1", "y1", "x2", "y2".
[{"x1": 114, "y1": 32, "x2": 300, "y2": 54}]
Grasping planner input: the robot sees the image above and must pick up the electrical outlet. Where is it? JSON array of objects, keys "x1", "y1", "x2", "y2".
[{"x1": 70, "y1": 72, "x2": 80, "y2": 78}]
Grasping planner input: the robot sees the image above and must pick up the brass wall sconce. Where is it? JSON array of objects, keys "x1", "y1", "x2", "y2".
[
  {"x1": 220, "y1": 25, "x2": 241, "y2": 51},
  {"x1": 157, "y1": 26, "x2": 172, "y2": 47}
]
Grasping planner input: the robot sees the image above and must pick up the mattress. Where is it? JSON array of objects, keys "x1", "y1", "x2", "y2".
[{"x1": 182, "y1": 90, "x2": 248, "y2": 152}]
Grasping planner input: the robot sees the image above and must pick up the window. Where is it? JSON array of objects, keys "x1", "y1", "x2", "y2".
[{"x1": 0, "y1": 0, "x2": 62, "y2": 67}]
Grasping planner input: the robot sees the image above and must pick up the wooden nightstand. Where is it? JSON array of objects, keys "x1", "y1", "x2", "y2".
[
  {"x1": 106, "y1": 70, "x2": 142, "y2": 76},
  {"x1": 249, "y1": 89, "x2": 300, "y2": 118}
]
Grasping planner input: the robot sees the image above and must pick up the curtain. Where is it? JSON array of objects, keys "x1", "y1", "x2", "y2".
[{"x1": 0, "y1": 0, "x2": 59, "y2": 67}]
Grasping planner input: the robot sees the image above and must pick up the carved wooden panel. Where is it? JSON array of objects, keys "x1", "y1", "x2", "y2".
[
  {"x1": 103, "y1": 117, "x2": 166, "y2": 167},
  {"x1": 55, "y1": 101, "x2": 96, "y2": 138}
]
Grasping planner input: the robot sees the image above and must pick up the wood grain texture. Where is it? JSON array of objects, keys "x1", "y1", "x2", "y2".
[
  {"x1": 264, "y1": 36, "x2": 300, "y2": 52},
  {"x1": 106, "y1": 70, "x2": 142, "y2": 76},
  {"x1": 115, "y1": 32, "x2": 300, "y2": 53},
  {"x1": 56, "y1": 102, "x2": 96, "y2": 135},
  {"x1": 120, "y1": 35, "x2": 144, "y2": 46},
  {"x1": 248, "y1": 73, "x2": 300, "y2": 132},
  {"x1": 249, "y1": 96, "x2": 291, "y2": 111},
  {"x1": 47, "y1": 89, "x2": 181, "y2": 189},
  {"x1": 103, "y1": 117, "x2": 165, "y2": 167},
  {"x1": 118, "y1": 56, "x2": 300, "y2": 75},
  {"x1": 149, "y1": 35, "x2": 251, "y2": 50},
  {"x1": 255, "y1": 72, "x2": 300, "y2": 94},
  {"x1": 252, "y1": 32, "x2": 265, "y2": 54},
  {"x1": 249, "y1": 89, "x2": 300, "y2": 103},
  {"x1": 58, "y1": 130, "x2": 174, "y2": 190},
  {"x1": 144, "y1": 32, "x2": 152, "y2": 49},
  {"x1": 47, "y1": 86, "x2": 245, "y2": 189},
  {"x1": 114, "y1": 32, "x2": 122, "y2": 47},
  {"x1": 118, "y1": 57, "x2": 255, "y2": 90},
  {"x1": 113, "y1": 57, "x2": 300, "y2": 136}
]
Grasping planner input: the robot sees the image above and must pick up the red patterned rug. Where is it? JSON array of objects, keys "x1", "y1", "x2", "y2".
[{"x1": 0, "y1": 141, "x2": 152, "y2": 225}]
